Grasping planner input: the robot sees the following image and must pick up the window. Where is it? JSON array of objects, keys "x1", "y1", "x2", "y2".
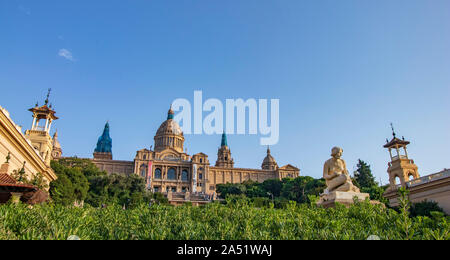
[
  {"x1": 200, "y1": 158, "x2": 203, "y2": 163},
  {"x1": 155, "y1": 168, "x2": 162, "y2": 179},
  {"x1": 182, "y1": 187, "x2": 187, "y2": 193},
  {"x1": 167, "y1": 168, "x2": 176, "y2": 180},
  {"x1": 154, "y1": 186, "x2": 160, "y2": 193},
  {"x1": 210, "y1": 186, "x2": 215, "y2": 191},
  {"x1": 143, "y1": 154, "x2": 147, "y2": 160},
  {"x1": 199, "y1": 173, "x2": 203, "y2": 180},
  {"x1": 171, "y1": 187, "x2": 177, "y2": 192},
  {"x1": 139, "y1": 164, "x2": 147, "y2": 178},
  {"x1": 182, "y1": 170, "x2": 189, "y2": 181}
]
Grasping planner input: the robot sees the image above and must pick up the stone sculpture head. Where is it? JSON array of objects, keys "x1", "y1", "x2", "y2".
[{"x1": 331, "y1": 147, "x2": 343, "y2": 159}]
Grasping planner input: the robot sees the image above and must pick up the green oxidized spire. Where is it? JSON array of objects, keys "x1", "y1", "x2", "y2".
[
  {"x1": 94, "y1": 122, "x2": 112, "y2": 153},
  {"x1": 221, "y1": 132, "x2": 228, "y2": 147}
]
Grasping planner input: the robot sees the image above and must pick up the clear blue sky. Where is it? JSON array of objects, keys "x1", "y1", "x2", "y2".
[{"x1": 1, "y1": 0, "x2": 449, "y2": 184}]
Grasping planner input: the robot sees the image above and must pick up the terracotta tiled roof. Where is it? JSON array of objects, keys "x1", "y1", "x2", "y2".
[
  {"x1": 0, "y1": 173, "x2": 36, "y2": 190},
  {"x1": 0, "y1": 173, "x2": 16, "y2": 184}
]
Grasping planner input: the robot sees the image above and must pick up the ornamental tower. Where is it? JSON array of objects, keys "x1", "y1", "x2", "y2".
[
  {"x1": 25, "y1": 89, "x2": 58, "y2": 166},
  {"x1": 215, "y1": 132, "x2": 234, "y2": 168},
  {"x1": 51, "y1": 130, "x2": 62, "y2": 160},
  {"x1": 93, "y1": 122, "x2": 113, "y2": 160},
  {"x1": 262, "y1": 147, "x2": 278, "y2": 170},
  {"x1": 384, "y1": 124, "x2": 419, "y2": 190}
]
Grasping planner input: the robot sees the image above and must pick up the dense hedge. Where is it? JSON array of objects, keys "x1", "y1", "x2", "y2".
[{"x1": 0, "y1": 199, "x2": 448, "y2": 240}]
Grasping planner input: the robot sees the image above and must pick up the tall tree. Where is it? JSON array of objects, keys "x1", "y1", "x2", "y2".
[{"x1": 354, "y1": 159, "x2": 377, "y2": 189}]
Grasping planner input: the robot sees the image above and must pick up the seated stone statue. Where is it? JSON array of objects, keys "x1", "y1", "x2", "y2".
[{"x1": 323, "y1": 147, "x2": 360, "y2": 193}]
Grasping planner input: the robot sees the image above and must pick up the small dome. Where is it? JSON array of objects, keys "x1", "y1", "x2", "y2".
[
  {"x1": 263, "y1": 153, "x2": 276, "y2": 164},
  {"x1": 262, "y1": 147, "x2": 278, "y2": 170}
]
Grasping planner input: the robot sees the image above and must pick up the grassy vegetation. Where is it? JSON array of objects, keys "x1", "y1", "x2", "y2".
[{"x1": 1, "y1": 198, "x2": 448, "y2": 240}]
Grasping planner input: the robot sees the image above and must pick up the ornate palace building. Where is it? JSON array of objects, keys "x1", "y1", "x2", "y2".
[
  {"x1": 382, "y1": 127, "x2": 450, "y2": 214},
  {"x1": 0, "y1": 91, "x2": 59, "y2": 203},
  {"x1": 91, "y1": 107, "x2": 300, "y2": 200}
]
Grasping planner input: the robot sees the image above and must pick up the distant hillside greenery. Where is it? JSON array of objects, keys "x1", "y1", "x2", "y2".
[{"x1": 0, "y1": 194, "x2": 448, "y2": 240}]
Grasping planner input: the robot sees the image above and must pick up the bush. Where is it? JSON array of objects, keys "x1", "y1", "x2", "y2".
[
  {"x1": 0, "y1": 199, "x2": 448, "y2": 240},
  {"x1": 410, "y1": 200, "x2": 445, "y2": 218}
]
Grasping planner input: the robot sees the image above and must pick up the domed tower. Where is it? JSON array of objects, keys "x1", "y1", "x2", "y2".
[
  {"x1": 51, "y1": 130, "x2": 62, "y2": 160},
  {"x1": 93, "y1": 122, "x2": 113, "y2": 160},
  {"x1": 154, "y1": 106, "x2": 184, "y2": 153},
  {"x1": 262, "y1": 147, "x2": 278, "y2": 170},
  {"x1": 215, "y1": 132, "x2": 234, "y2": 168}
]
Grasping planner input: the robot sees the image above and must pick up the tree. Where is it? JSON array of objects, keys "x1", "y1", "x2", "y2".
[
  {"x1": 261, "y1": 179, "x2": 283, "y2": 197},
  {"x1": 49, "y1": 174, "x2": 75, "y2": 205},
  {"x1": 354, "y1": 159, "x2": 377, "y2": 189},
  {"x1": 86, "y1": 173, "x2": 150, "y2": 208},
  {"x1": 50, "y1": 160, "x2": 89, "y2": 205},
  {"x1": 280, "y1": 176, "x2": 326, "y2": 203},
  {"x1": 216, "y1": 183, "x2": 247, "y2": 199}
]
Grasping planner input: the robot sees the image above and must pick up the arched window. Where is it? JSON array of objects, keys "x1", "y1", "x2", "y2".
[
  {"x1": 167, "y1": 168, "x2": 176, "y2": 180},
  {"x1": 395, "y1": 176, "x2": 401, "y2": 185},
  {"x1": 155, "y1": 168, "x2": 162, "y2": 179},
  {"x1": 139, "y1": 164, "x2": 147, "y2": 178},
  {"x1": 408, "y1": 174, "x2": 414, "y2": 181},
  {"x1": 182, "y1": 170, "x2": 189, "y2": 181}
]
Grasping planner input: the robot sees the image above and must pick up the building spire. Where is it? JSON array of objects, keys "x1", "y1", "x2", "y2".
[
  {"x1": 94, "y1": 122, "x2": 112, "y2": 154},
  {"x1": 221, "y1": 131, "x2": 228, "y2": 147},
  {"x1": 44, "y1": 88, "x2": 51, "y2": 106},
  {"x1": 390, "y1": 123, "x2": 396, "y2": 138},
  {"x1": 167, "y1": 105, "x2": 174, "y2": 120}
]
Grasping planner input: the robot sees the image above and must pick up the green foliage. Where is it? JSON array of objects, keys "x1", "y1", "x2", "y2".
[
  {"x1": 86, "y1": 173, "x2": 151, "y2": 208},
  {"x1": 0, "y1": 198, "x2": 448, "y2": 240},
  {"x1": 10, "y1": 169, "x2": 49, "y2": 191},
  {"x1": 57, "y1": 157, "x2": 106, "y2": 179},
  {"x1": 410, "y1": 200, "x2": 446, "y2": 218},
  {"x1": 50, "y1": 160, "x2": 89, "y2": 205},
  {"x1": 49, "y1": 157, "x2": 156, "y2": 208},
  {"x1": 217, "y1": 176, "x2": 326, "y2": 204},
  {"x1": 216, "y1": 183, "x2": 247, "y2": 198},
  {"x1": 280, "y1": 176, "x2": 326, "y2": 204},
  {"x1": 361, "y1": 185, "x2": 389, "y2": 204},
  {"x1": 354, "y1": 159, "x2": 377, "y2": 189}
]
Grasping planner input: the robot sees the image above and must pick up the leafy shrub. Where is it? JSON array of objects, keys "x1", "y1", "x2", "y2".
[
  {"x1": 410, "y1": 200, "x2": 445, "y2": 218},
  {"x1": 1, "y1": 198, "x2": 448, "y2": 240}
]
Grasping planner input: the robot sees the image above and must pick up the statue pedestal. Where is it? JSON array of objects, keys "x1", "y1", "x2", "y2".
[{"x1": 317, "y1": 191, "x2": 370, "y2": 208}]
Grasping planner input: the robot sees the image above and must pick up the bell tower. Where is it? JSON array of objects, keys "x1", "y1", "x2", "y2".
[
  {"x1": 25, "y1": 89, "x2": 58, "y2": 166},
  {"x1": 384, "y1": 124, "x2": 419, "y2": 191},
  {"x1": 215, "y1": 132, "x2": 234, "y2": 168}
]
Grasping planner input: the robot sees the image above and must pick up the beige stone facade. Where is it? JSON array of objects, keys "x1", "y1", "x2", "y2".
[
  {"x1": 0, "y1": 104, "x2": 57, "y2": 190},
  {"x1": 383, "y1": 130, "x2": 450, "y2": 214},
  {"x1": 91, "y1": 107, "x2": 300, "y2": 197}
]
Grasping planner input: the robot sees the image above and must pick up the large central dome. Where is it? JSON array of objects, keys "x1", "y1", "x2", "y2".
[{"x1": 154, "y1": 107, "x2": 184, "y2": 153}]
